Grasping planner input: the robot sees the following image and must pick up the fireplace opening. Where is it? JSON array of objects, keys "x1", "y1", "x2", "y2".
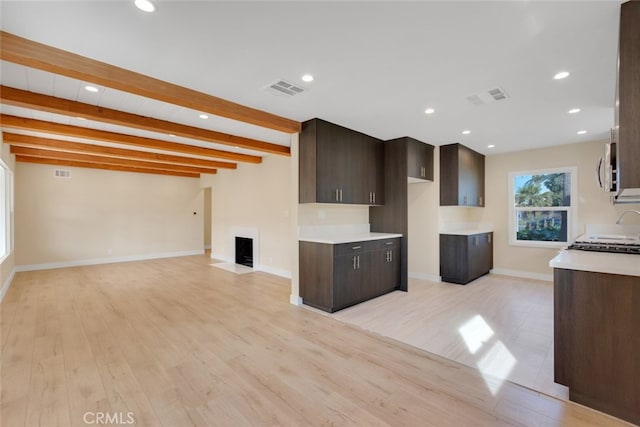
[{"x1": 235, "y1": 237, "x2": 253, "y2": 268}]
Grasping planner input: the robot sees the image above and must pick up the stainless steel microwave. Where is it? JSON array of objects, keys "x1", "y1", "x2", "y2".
[{"x1": 597, "y1": 129, "x2": 617, "y2": 193}]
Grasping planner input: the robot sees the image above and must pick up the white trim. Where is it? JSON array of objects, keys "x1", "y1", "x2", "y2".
[
  {"x1": 408, "y1": 272, "x2": 442, "y2": 283},
  {"x1": 508, "y1": 167, "x2": 578, "y2": 247},
  {"x1": 289, "y1": 294, "x2": 303, "y2": 306},
  {"x1": 256, "y1": 264, "x2": 292, "y2": 279},
  {"x1": 15, "y1": 249, "x2": 204, "y2": 272},
  {"x1": 0, "y1": 267, "x2": 16, "y2": 302},
  {"x1": 491, "y1": 268, "x2": 553, "y2": 282},
  {"x1": 204, "y1": 244, "x2": 212, "y2": 250}
]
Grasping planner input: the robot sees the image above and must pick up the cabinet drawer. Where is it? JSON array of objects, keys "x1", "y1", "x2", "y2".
[
  {"x1": 334, "y1": 240, "x2": 378, "y2": 256},
  {"x1": 375, "y1": 238, "x2": 400, "y2": 250}
]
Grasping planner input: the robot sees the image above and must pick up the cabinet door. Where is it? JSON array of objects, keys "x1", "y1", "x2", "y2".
[
  {"x1": 440, "y1": 234, "x2": 469, "y2": 284},
  {"x1": 468, "y1": 233, "x2": 491, "y2": 280},
  {"x1": 407, "y1": 139, "x2": 434, "y2": 180},
  {"x1": 407, "y1": 139, "x2": 424, "y2": 179},
  {"x1": 367, "y1": 138, "x2": 385, "y2": 205},
  {"x1": 475, "y1": 151, "x2": 485, "y2": 206},
  {"x1": 334, "y1": 254, "x2": 361, "y2": 308},
  {"x1": 316, "y1": 121, "x2": 350, "y2": 203},
  {"x1": 374, "y1": 247, "x2": 400, "y2": 295},
  {"x1": 458, "y1": 146, "x2": 477, "y2": 206}
]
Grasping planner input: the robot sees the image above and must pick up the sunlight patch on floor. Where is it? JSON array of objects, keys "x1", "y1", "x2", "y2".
[
  {"x1": 477, "y1": 340, "x2": 517, "y2": 395},
  {"x1": 458, "y1": 314, "x2": 494, "y2": 355}
]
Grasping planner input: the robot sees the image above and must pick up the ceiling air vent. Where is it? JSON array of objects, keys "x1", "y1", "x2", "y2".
[
  {"x1": 466, "y1": 87, "x2": 510, "y2": 106},
  {"x1": 53, "y1": 169, "x2": 71, "y2": 178},
  {"x1": 264, "y1": 79, "x2": 305, "y2": 97}
]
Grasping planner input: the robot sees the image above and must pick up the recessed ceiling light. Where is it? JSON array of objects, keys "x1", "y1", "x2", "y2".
[
  {"x1": 487, "y1": 144, "x2": 495, "y2": 148},
  {"x1": 424, "y1": 108, "x2": 435, "y2": 115},
  {"x1": 134, "y1": 0, "x2": 155, "y2": 12},
  {"x1": 84, "y1": 85, "x2": 99, "y2": 93},
  {"x1": 462, "y1": 130, "x2": 471, "y2": 135},
  {"x1": 199, "y1": 114, "x2": 209, "y2": 119},
  {"x1": 554, "y1": 71, "x2": 570, "y2": 80},
  {"x1": 169, "y1": 134, "x2": 176, "y2": 137},
  {"x1": 568, "y1": 108, "x2": 581, "y2": 114},
  {"x1": 301, "y1": 74, "x2": 314, "y2": 82},
  {"x1": 75, "y1": 117, "x2": 86, "y2": 120},
  {"x1": 577, "y1": 130, "x2": 587, "y2": 135}
]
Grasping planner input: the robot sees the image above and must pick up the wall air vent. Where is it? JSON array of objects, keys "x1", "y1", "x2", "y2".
[
  {"x1": 467, "y1": 87, "x2": 510, "y2": 106},
  {"x1": 264, "y1": 79, "x2": 305, "y2": 97},
  {"x1": 54, "y1": 169, "x2": 71, "y2": 178}
]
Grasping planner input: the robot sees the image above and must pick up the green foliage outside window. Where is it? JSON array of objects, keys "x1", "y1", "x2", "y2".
[{"x1": 515, "y1": 173, "x2": 570, "y2": 242}]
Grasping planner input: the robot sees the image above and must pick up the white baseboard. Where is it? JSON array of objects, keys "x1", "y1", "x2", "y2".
[
  {"x1": 0, "y1": 267, "x2": 16, "y2": 302},
  {"x1": 256, "y1": 265, "x2": 292, "y2": 279},
  {"x1": 408, "y1": 272, "x2": 442, "y2": 283},
  {"x1": 289, "y1": 294, "x2": 303, "y2": 306},
  {"x1": 491, "y1": 268, "x2": 553, "y2": 282},
  {"x1": 15, "y1": 249, "x2": 205, "y2": 273}
]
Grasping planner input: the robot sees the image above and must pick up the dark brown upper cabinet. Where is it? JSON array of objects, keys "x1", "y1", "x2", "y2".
[
  {"x1": 406, "y1": 137, "x2": 434, "y2": 182},
  {"x1": 299, "y1": 118, "x2": 384, "y2": 205},
  {"x1": 440, "y1": 143, "x2": 485, "y2": 207},
  {"x1": 616, "y1": 1, "x2": 640, "y2": 198}
]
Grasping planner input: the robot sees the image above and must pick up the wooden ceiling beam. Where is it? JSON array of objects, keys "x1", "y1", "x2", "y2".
[
  {"x1": 2, "y1": 132, "x2": 236, "y2": 169},
  {"x1": 15, "y1": 155, "x2": 200, "y2": 178},
  {"x1": 0, "y1": 86, "x2": 291, "y2": 156},
  {"x1": 0, "y1": 31, "x2": 301, "y2": 134},
  {"x1": 10, "y1": 146, "x2": 218, "y2": 175},
  {"x1": 0, "y1": 115, "x2": 261, "y2": 163}
]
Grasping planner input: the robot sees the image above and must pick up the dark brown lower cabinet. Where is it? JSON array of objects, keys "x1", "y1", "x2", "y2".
[
  {"x1": 440, "y1": 232, "x2": 493, "y2": 284},
  {"x1": 554, "y1": 268, "x2": 640, "y2": 425},
  {"x1": 300, "y1": 238, "x2": 400, "y2": 312}
]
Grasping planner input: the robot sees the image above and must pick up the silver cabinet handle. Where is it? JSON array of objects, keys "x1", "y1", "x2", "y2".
[
  {"x1": 385, "y1": 242, "x2": 393, "y2": 245},
  {"x1": 353, "y1": 256, "x2": 357, "y2": 269},
  {"x1": 385, "y1": 250, "x2": 389, "y2": 262},
  {"x1": 351, "y1": 245, "x2": 361, "y2": 250},
  {"x1": 373, "y1": 192, "x2": 376, "y2": 204},
  {"x1": 390, "y1": 250, "x2": 392, "y2": 262},
  {"x1": 340, "y1": 189, "x2": 343, "y2": 202},
  {"x1": 356, "y1": 255, "x2": 360, "y2": 269},
  {"x1": 335, "y1": 189, "x2": 340, "y2": 201}
]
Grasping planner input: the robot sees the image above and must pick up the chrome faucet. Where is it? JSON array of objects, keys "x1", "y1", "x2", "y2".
[{"x1": 615, "y1": 210, "x2": 640, "y2": 224}]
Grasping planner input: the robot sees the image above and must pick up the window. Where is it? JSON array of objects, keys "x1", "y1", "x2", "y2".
[
  {"x1": 0, "y1": 159, "x2": 14, "y2": 261},
  {"x1": 508, "y1": 167, "x2": 577, "y2": 248}
]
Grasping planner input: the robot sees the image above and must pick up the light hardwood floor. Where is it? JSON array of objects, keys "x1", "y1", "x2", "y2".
[
  {"x1": 333, "y1": 274, "x2": 568, "y2": 400},
  {"x1": 1, "y1": 255, "x2": 631, "y2": 426}
]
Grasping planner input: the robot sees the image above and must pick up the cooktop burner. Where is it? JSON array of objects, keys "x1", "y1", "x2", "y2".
[{"x1": 568, "y1": 241, "x2": 640, "y2": 255}]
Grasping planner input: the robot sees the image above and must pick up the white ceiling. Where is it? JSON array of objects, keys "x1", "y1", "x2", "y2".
[{"x1": 0, "y1": 1, "x2": 623, "y2": 156}]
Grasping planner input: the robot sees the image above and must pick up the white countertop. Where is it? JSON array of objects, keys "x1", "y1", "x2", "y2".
[
  {"x1": 549, "y1": 249, "x2": 640, "y2": 277},
  {"x1": 299, "y1": 232, "x2": 402, "y2": 244}
]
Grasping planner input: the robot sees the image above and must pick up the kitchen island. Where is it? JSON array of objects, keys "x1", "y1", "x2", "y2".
[
  {"x1": 300, "y1": 232, "x2": 402, "y2": 312},
  {"x1": 550, "y1": 249, "x2": 640, "y2": 425}
]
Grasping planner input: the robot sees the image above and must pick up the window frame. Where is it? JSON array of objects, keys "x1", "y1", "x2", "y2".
[
  {"x1": 508, "y1": 166, "x2": 578, "y2": 248},
  {"x1": 0, "y1": 158, "x2": 14, "y2": 262}
]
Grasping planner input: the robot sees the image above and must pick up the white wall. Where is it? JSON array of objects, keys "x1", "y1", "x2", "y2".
[
  {"x1": 15, "y1": 163, "x2": 204, "y2": 268},
  {"x1": 203, "y1": 154, "x2": 293, "y2": 277},
  {"x1": 0, "y1": 140, "x2": 16, "y2": 299},
  {"x1": 478, "y1": 139, "x2": 639, "y2": 279}
]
